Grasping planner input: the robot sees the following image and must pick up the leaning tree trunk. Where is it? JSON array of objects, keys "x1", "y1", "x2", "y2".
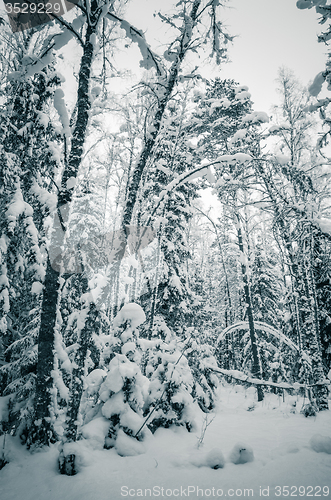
[
  {"x1": 235, "y1": 213, "x2": 264, "y2": 402},
  {"x1": 30, "y1": 20, "x2": 97, "y2": 448},
  {"x1": 114, "y1": 0, "x2": 203, "y2": 264}
]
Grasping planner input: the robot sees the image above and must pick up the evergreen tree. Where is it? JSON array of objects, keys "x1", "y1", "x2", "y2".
[
  {"x1": 0, "y1": 29, "x2": 62, "y2": 439},
  {"x1": 138, "y1": 93, "x2": 200, "y2": 335},
  {"x1": 250, "y1": 240, "x2": 284, "y2": 330}
]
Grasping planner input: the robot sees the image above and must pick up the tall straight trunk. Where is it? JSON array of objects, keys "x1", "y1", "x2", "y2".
[
  {"x1": 235, "y1": 213, "x2": 263, "y2": 402},
  {"x1": 148, "y1": 225, "x2": 163, "y2": 338},
  {"x1": 31, "y1": 22, "x2": 97, "y2": 447},
  {"x1": 58, "y1": 301, "x2": 99, "y2": 475},
  {"x1": 302, "y1": 233, "x2": 329, "y2": 410},
  {"x1": 29, "y1": 257, "x2": 60, "y2": 445}
]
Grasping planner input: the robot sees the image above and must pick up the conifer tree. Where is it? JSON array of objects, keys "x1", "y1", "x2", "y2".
[
  {"x1": 250, "y1": 240, "x2": 284, "y2": 330},
  {"x1": 138, "y1": 96, "x2": 200, "y2": 336},
  {"x1": 0, "y1": 27, "x2": 62, "y2": 438}
]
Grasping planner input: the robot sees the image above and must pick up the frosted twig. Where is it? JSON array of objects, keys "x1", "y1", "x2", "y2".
[{"x1": 197, "y1": 414, "x2": 215, "y2": 449}]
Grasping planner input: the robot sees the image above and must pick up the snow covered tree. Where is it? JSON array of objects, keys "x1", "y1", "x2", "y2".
[
  {"x1": 270, "y1": 67, "x2": 317, "y2": 167},
  {"x1": 187, "y1": 78, "x2": 266, "y2": 399},
  {"x1": 296, "y1": 0, "x2": 331, "y2": 146},
  {"x1": 0, "y1": 26, "x2": 62, "y2": 440},
  {"x1": 250, "y1": 239, "x2": 284, "y2": 330},
  {"x1": 18, "y1": 0, "x2": 231, "y2": 473},
  {"x1": 137, "y1": 91, "x2": 200, "y2": 335},
  {"x1": 141, "y1": 323, "x2": 199, "y2": 434},
  {"x1": 244, "y1": 72, "x2": 330, "y2": 408},
  {"x1": 81, "y1": 302, "x2": 218, "y2": 459}
]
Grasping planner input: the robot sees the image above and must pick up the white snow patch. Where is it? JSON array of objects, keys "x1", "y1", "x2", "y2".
[
  {"x1": 51, "y1": 369, "x2": 69, "y2": 401},
  {"x1": 309, "y1": 434, "x2": 331, "y2": 454},
  {"x1": 102, "y1": 391, "x2": 126, "y2": 419},
  {"x1": 2, "y1": 387, "x2": 331, "y2": 500},
  {"x1": 242, "y1": 111, "x2": 269, "y2": 123},
  {"x1": 315, "y1": 217, "x2": 331, "y2": 235},
  {"x1": 53, "y1": 89, "x2": 71, "y2": 137},
  {"x1": 235, "y1": 85, "x2": 249, "y2": 94},
  {"x1": 115, "y1": 429, "x2": 146, "y2": 456},
  {"x1": 235, "y1": 91, "x2": 251, "y2": 101},
  {"x1": 121, "y1": 342, "x2": 136, "y2": 355},
  {"x1": 232, "y1": 129, "x2": 247, "y2": 142},
  {"x1": 308, "y1": 72, "x2": 325, "y2": 97},
  {"x1": 85, "y1": 369, "x2": 107, "y2": 396},
  {"x1": 233, "y1": 152, "x2": 252, "y2": 163},
  {"x1": 113, "y1": 303, "x2": 146, "y2": 330},
  {"x1": 31, "y1": 281, "x2": 43, "y2": 294},
  {"x1": 6, "y1": 188, "x2": 33, "y2": 219},
  {"x1": 81, "y1": 417, "x2": 110, "y2": 450},
  {"x1": 275, "y1": 154, "x2": 291, "y2": 165},
  {"x1": 66, "y1": 177, "x2": 76, "y2": 190},
  {"x1": 120, "y1": 407, "x2": 144, "y2": 434},
  {"x1": 30, "y1": 181, "x2": 57, "y2": 211},
  {"x1": 36, "y1": 111, "x2": 49, "y2": 128},
  {"x1": 229, "y1": 443, "x2": 254, "y2": 464},
  {"x1": 205, "y1": 448, "x2": 225, "y2": 469}
]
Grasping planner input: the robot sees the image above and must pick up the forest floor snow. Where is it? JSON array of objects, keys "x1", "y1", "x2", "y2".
[{"x1": 1, "y1": 384, "x2": 331, "y2": 500}]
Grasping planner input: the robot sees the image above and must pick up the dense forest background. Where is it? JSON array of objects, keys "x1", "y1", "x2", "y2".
[{"x1": 0, "y1": 0, "x2": 331, "y2": 476}]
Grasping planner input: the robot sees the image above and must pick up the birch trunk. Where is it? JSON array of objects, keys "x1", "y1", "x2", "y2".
[{"x1": 31, "y1": 21, "x2": 97, "y2": 447}]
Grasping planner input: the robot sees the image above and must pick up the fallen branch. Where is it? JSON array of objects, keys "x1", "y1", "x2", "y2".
[{"x1": 205, "y1": 364, "x2": 331, "y2": 390}]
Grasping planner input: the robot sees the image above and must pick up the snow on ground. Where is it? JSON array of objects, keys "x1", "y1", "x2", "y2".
[{"x1": 1, "y1": 384, "x2": 331, "y2": 500}]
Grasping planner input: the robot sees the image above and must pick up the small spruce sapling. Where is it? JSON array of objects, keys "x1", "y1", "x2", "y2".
[{"x1": 97, "y1": 303, "x2": 150, "y2": 452}]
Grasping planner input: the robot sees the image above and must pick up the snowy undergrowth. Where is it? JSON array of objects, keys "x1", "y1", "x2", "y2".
[
  {"x1": 1, "y1": 383, "x2": 331, "y2": 500},
  {"x1": 76, "y1": 304, "x2": 219, "y2": 458}
]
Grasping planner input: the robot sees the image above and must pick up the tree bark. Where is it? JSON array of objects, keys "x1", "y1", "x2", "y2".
[
  {"x1": 302, "y1": 233, "x2": 329, "y2": 410},
  {"x1": 59, "y1": 302, "x2": 99, "y2": 476},
  {"x1": 116, "y1": 0, "x2": 203, "y2": 259},
  {"x1": 31, "y1": 21, "x2": 97, "y2": 447},
  {"x1": 235, "y1": 213, "x2": 263, "y2": 402}
]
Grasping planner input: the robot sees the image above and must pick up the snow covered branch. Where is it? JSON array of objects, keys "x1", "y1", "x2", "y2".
[
  {"x1": 206, "y1": 364, "x2": 331, "y2": 389},
  {"x1": 107, "y1": 13, "x2": 164, "y2": 75}
]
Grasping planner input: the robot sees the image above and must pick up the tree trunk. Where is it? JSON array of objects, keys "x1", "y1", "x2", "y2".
[
  {"x1": 31, "y1": 22, "x2": 97, "y2": 447},
  {"x1": 302, "y1": 233, "x2": 329, "y2": 410},
  {"x1": 235, "y1": 214, "x2": 263, "y2": 402},
  {"x1": 115, "y1": 0, "x2": 203, "y2": 264},
  {"x1": 148, "y1": 223, "x2": 163, "y2": 338},
  {"x1": 59, "y1": 302, "x2": 99, "y2": 475},
  {"x1": 28, "y1": 256, "x2": 60, "y2": 446}
]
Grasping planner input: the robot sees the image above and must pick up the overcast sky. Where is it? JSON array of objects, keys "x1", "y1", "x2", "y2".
[
  {"x1": 1, "y1": 0, "x2": 324, "y2": 119},
  {"x1": 124, "y1": 0, "x2": 327, "y2": 113},
  {"x1": 216, "y1": 0, "x2": 327, "y2": 112}
]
